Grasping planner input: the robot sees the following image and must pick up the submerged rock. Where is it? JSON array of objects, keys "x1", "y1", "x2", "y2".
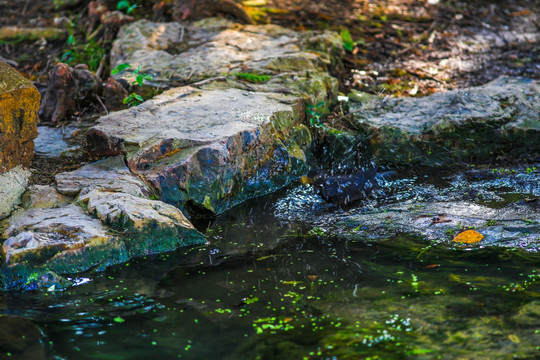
[
  {"x1": 350, "y1": 77, "x2": 540, "y2": 166},
  {"x1": 87, "y1": 87, "x2": 313, "y2": 215},
  {"x1": 276, "y1": 166, "x2": 540, "y2": 252}
]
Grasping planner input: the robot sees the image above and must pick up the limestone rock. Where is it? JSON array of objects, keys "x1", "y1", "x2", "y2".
[
  {"x1": 55, "y1": 155, "x2": 152, "y2": 197},
  {"x1": 2, "y1": 204, "x2": 128, "y2": 274},
  {"x1": 79, "y1": 189, "x2": 206, "y2": 256},
  {"x1": 21, "y1": 185, "x2": 72, "y2": 209},
  {"x1": 87, "y1": 87, "x2": 312, "y2": 215},
  {"x1": 110, "y1": 19, "x2": 342, "y2": 103},
  {"x1": 350, "y1": 77, "x2": 540, "y2": 166},
  {"x1": 0, "y1": 166, "x2": 30, "y2": 219},
  {"x1": 0, "y1": 62, "x2": 39, "y2": 172}
]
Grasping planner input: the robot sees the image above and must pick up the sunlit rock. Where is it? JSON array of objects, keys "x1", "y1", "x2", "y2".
[
  {"x1": 87, "y1": 87, "x2": 313, "y2": 215},
  {"x1": 110, "y1": 19, "x2": 342, "y2": 104},
  {"x1": 79, "y1": 189, "x2": 206, "y2": 257}
]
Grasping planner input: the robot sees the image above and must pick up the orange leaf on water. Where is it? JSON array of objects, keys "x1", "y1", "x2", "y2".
[{"x1": 452, "y1": 230, "x2": 484, "y2": 244}]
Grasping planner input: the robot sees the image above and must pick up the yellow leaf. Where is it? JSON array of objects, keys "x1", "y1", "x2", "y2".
[
  {"x1": 508, "y1": 334, "x2": 520, "y2": 343},
  {"x1": 452, "y1": 230, "x2": 484, "y2": 244}
]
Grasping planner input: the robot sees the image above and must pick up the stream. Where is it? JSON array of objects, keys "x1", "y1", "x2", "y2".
[{"x1": 1, "y1": 167, "x2": 539, "y2": 360}]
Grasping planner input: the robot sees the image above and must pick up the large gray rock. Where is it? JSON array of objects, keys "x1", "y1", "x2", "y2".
[
  {"x1": 80, "y1": 189, "x2": 205, "y2": 257},
  {"x1": 87, "y1": 86, "x2": 313, "y2": 215},
  {"x1": 111, "y1": 19, "x2": 343, "y2": 104},
  {"x1": 350, "y1": 77, "x2": 540, "y2": 166},
  {"x1": 2, "y1": 204, "x2": 126, "y2": 272},
  {"x1": 0, "y1": 166, "x2": 30, "y2": 219}
]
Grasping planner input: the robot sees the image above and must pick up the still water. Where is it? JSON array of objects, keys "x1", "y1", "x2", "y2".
[{"x1": 2, "y1": 170, "x2": 539, "y2": 359}]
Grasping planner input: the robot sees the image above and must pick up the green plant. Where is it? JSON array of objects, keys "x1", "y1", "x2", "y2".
[
  {"x1": 339, "y1": 29, "x2": 355, "y2": 52},
  {"x1": 112, "y1": 63, "x2": 154, "y2": 107},
  {"x1": 116, "y1": 0, "x2": 138, "y2": 14},
  {"x1": 61, "y1": 21, "x2": 106, "y2": 71},
  {"x1": 123, "y1": 93, "x2": 144, "y2": 107},
  {"x1": 111, "y1": 63, "x2": 153, "y2": 87},
  {"x1": 306, "y1": 101, "x2": 328, "y2": 129},
  {"x1": 233, "y1": 72, "x2": 271, "y2": 83}
]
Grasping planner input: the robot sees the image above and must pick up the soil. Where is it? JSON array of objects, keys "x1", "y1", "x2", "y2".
[{"x1": 0, "y1": 0, "x2": 538, "y2": 183}]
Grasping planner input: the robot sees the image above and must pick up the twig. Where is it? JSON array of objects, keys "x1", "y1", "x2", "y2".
[
  {"x1": 95, "y1": 95, "x2": 109, "y2": 115},
  {"x1": 0, "y1": 55, "x2": 18, "y2": 67},
  {"x1": 21, "y1": 0, "x2": 30, "y2": 15}
]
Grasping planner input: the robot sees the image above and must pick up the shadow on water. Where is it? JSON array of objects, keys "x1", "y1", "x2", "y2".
[{"x1": 1, "y1": 167, "x2": 539, "y2": 359}]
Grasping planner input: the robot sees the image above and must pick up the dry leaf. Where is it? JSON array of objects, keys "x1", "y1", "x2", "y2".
[{"x1": 452, "y1": 230, "x2": 484, "y2": 244}]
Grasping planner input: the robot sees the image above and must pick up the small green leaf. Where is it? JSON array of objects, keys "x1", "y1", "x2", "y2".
[
  {"x1": 111, "y1": 63, "x2": 132, "y2": 75},
  {"x1": 339, "y1": 29, "x2": 355, "y2": 52},
  {"x1": 116, "y1": 0, "x2": 131, "y2": 11},
  {"x1": 113, "y1": 316, "x2": 125, "y2": 323},
  {"x1": 127, "y1": 3, "x2": 137, "y2": 13}
]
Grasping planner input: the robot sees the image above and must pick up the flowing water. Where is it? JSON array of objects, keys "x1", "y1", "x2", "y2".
[{"x1": 1, "y1": 168, "x2": 539, "y2": 360}]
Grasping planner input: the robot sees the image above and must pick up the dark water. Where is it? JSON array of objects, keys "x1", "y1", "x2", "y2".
[{"x1": 1, "y1": 170, "x2": 539, "y2": 360}]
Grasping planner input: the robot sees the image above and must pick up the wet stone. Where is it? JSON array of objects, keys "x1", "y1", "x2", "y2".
[
  {"x1": 1, "y1": 204, "x2": 123, "y2": 269},
  {"x1": 87, "y1": 87, "x2": 312, "y2": 215},
  {"x1": 79, "y1": 189, "x2": 206, "y2": 257},
  {"x1": 33, "y1": 125, "x2": 80, "y2": 158},
  {"x1": 350, "y1": 77, "x2": 540, "y2": 166}
]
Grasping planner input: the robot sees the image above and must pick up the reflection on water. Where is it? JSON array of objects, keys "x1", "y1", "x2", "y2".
[{"x1": 1, "y1": 167, "x2": 539, "y2": 359}]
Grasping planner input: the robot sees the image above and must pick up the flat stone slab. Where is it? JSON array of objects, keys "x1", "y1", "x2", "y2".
[
  {"x1": 2, "y1": 204, "x2": 125, "y2": 272},
  {"x1": 350, "y1": 77, "x2": 540, "y2": 166},
  {"x1": 33, "y1": 125, "x2": 80, "y2": 158},
  {"x1": 111, "y1": 19, "x2": 343, "y2": 94},
  {"x1": 55, "y1": 155, "x2": 152, "y2": 197},
  {"x1": 275, "y1": 166, "x2": 540, "y2": 252},
  {"x1": 87, "y1": 86, "x2": 312, "y2": 214}
]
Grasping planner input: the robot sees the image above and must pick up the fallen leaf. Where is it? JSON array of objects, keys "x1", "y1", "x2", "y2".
[
  {"x1": 307, "y1": 275, "x2": 318, "y2": 281},
  {"x1": 510, "y1": 10, "x2": 532, "y2": 16},
  {"x1": 452, "y1": 230, "x2": 484, "y2": 244},
  {"x1": 508, "y1": 334, "x2": 520, "y2": 343}
]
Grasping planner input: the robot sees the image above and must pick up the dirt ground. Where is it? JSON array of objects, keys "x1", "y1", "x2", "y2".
[
  {"x1": 0, "y1": 0, "x2": 538, "y2": 182},
  {"x1": 1, "y1": 0, "x2": 538, "y2": 94}
]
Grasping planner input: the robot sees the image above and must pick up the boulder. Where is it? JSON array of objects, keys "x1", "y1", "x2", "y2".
[
  {"x1": 110, "y1": 19, "x2": 342, "y2": 104},
  {"x1": 0, "y1": 166, "x2": 30, "y2": 219},
  {"x1": 0, "y1": 62, "x2": 39, "y2": 219},
  {"x1": 79, "y1": 189, "x2": 206, "y2": 257},
  {"x1": 0, "y1": 62, "x2": 39, "y2": 172},
  {"x1": 350, "y1": 77, "x2": 540, "y2": 166},
  {"x1": 87, "y1": 86, "x2": 313, "y2": 215}
]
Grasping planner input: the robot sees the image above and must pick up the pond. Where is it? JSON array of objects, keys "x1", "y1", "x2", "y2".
[{"x1": 1, "y1": 168, "x2": 539, "y2": 360}]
